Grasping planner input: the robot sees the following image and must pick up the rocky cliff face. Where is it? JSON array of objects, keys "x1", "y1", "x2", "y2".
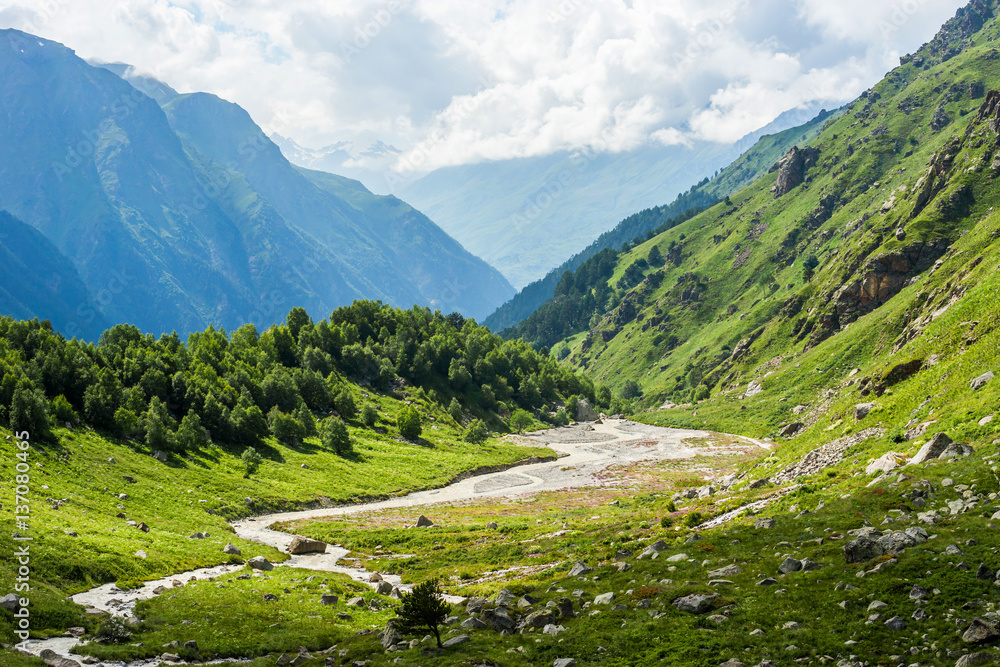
[{"x1": 772, "y1": 146, "x2": 820, "y2": 197}]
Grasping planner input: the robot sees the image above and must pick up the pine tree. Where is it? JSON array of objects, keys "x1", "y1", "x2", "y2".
[{"x1": 396, "y1": 579, "x2": 450, "y2": 648}]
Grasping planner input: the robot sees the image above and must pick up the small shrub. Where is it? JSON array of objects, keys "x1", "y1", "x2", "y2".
[
  {"x1": 96, "y1": 616, "x2": 132, "y2": 644},
  {"x1": 241, "y1": 447, "x2": 262, "y2": 478},
  {"x1": 320, "y1": 416, "x2": 352, "y2": 455},
  {"x1": 361, "y1": 404, "x2": 378, "y2": 428},
  {"x1": 660, "y1": 516, "x2": 674, "y2": 528},
  {"x1": 398, "y1": 406, "x2": 422, "y2": 440},
  {"x1": 464, "y1": 419, "x2": 488, "y2": 444},
  {"x1": 665, "y1": 500, "x2": 677, "y2": 513},
  {"x1": 509, "y1": 409, "x2": 533, "y2": 434},
  {"x1": 684, "y1": 512, "x2": 703, "y2": 528}
]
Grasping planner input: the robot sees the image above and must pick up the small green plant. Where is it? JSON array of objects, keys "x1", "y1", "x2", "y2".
[
  {"x1": 464, "y1": 419, "x2": 488, "y2": 444},
  {"x1": 241, "y1": 447, "x2": 262, "y2": 478},
  {"x1": 665, "y1": 500, "x2": 677, "y2": 513},
  {"x1": 448, "y1": 397, "x2": 463, "y2": 423},
  {"x1": 684, "y1": 511, "x2": 703, "y2": 528},
  {"x1": 95, "y1": 616, "x2": 133, "y2": 644},
  {"x1": 660, "y1": 516, "x2": 674, "y2": 528},
  {"x1": 361, "y1": 404, "x2": 378, "y2": 428},
  {"x1": 397, "y1": 406, "x2": 422, "y2": 440},
  {"x1": 395, "y1": 579, "x2": 451, "y2": 648},
  {"x1": 509, "y1": 409, "x2": 534, "y2": 434}
]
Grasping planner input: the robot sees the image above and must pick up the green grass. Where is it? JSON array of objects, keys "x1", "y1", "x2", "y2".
[{"x1": 0, "y1": 383, "x2": 553, "y2": 657}]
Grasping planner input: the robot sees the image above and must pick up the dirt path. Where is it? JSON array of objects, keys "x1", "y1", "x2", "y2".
[{"x1": 22, "y1": 420, "x2": 765, "y2": 665}]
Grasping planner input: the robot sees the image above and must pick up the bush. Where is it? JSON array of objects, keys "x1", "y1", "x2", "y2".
[
  {"x1": 448, "y1": 397, "x2": 463, "y2": 423},
  {"x1": 50, "y1": 395, "x2": 78, "y2": 426},
  {"x1": 176, "y1": 412, "x2": 210, "y2": 451},
  {"x1": 464, "y1": 419, "x2": 488, "y2": 444},
  {"x1": 334, "y1": 387, "x2": 357, "y2": 418},
  {"x1": 397, "y1": 406, "x2": 422, "y2": 440},
  {"x1": 509, "y1": 409, "x2": 533, "y2": 434},
  {"x1": 95, "y1": 616, "x2": 132, "y2": 644},
  {"x1": 553, "y1": 408, "x2": 570, "y2": 426},
  {"x1": 114, "y1": 408, "x2": 140, "y2": 439},
  {"x1": 361, "y1": 404, "x2": 378, "y2": 428},
  {"x1": 320, "y1": 416, "x2": 352, "y2": 455},
  {"x1": 693, "y1": 384, "x2": 710, "y2": 402},
  {"x1": 10, "y1": 383, "x2": 52, "y2": 442},
  {"x1": 684, "y1": 512, "x2": 703, "y2": 528},
  {"x1": 241, "y1": 447, "x2": 262, "y2": 477},
  {"x1": 660, "y1": 516, "x2": 673, "y2": 528},
  {"x1": 269, "y1": 408, "x2": 305, "y2": 446}
]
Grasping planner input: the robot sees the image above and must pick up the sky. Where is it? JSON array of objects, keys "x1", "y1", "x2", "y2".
[{"x1": 0, "y1": 0, "x2": 968, "y2": 174}]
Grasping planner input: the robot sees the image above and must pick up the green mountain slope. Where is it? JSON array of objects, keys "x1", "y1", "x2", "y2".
[
  {"x1": 487, "y1": 108, "x2": 841, "y2": 342},
  {"x1": 0, "y1": 211, "x2": 109, "y2": 339},
  {"x1": 551, "y1": 0, "x2": 1000, "y2": 437}
]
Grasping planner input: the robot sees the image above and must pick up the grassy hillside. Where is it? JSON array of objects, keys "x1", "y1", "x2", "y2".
[{"x1": 551, "y1": 0, "x2": 1000, "y2": 446}]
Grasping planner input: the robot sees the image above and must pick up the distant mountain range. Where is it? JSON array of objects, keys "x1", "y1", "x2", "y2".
[
  {"x1": 269, "y1": 133, "x2": 402, "y2": 195},
  {"x1": 391, "y1": 104, "x2": 836, "y2": 289},
  {"x1": 0, "y1": 30, "x2": 513, "y2": 338}
]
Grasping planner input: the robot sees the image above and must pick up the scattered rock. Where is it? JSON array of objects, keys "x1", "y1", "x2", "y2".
[
  {"x1": 553, "y1": 659, "x2": 577, "y2": 667},
  {"x1": 884, "y1": 616, "x2": 907, "y2": 631},
  {"x1": 843, "y1": 537, "x2": 883, "y2": 564},
  {"x1": 854, "y1": 403, "x2": 876, "y2": 421},
  {"x1": 135, "y1": 550, "x2": 147, "y2": 559},
  {"x1": 964, "y1": 618, "x2": 1000, "y2": 644},
  {"x1": 320, "y1": 594, "x2": 338, "y2": 606},
  {"x1": 673, "y1": 593, "x2": 718, "y2": 614},
  {"x1": 956, "y1": 653, "x2": 998, "y2": 667},
  {"x1": 442, "y1": 634, "x2": 470, "y2": 648},
  {"x1": 223, "y1": 543, "x2": 241, "y2": 555},
  {"x1": 708, "y1": 564, "x2": 743, "y2": 578},
  {"x1": 910, "y1": 433, "x2": 955, "y2": 465},
  {"x1": 754, "y1": 517, "x2": 776, "y2": 530},
  {"x1": 415, "y1": 515, "x2": 434, "y2": 528},
  {"x1": 152, "y1": 451, "x2": 168, "y2": 463},
  {"x1": 594, "y1": 592, "x2": 614, "y2": 605},
  {"x1": 778, "y1": 558, "x2": 802, "y2": 574},
  {"x1": 971, "y1": 371, "x2": 995, "y2": 391},
  {"x1": 867, "y1": 452, "x2": 906, "y2": 476},
  {"x1": 39, "y1": 650, "x2": 82, "y2": 667},
  {"x1": 288, "y1": 536, "x2": 327, "y2": 555},
  {"x1": 568, "y1": 562, "x2": 592, "y2": 577},
  {"x1": 247, "y1": 556, "x2": 273, "y2": 571}
]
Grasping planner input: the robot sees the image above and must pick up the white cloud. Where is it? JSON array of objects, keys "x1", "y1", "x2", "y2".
[{"x1": 0, "y1": 0, "x2": 968, "y2": 173}]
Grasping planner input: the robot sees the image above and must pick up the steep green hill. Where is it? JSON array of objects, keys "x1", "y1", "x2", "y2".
[{"x1": 552, "y1": 0, "x2": 1000, "y2": 446}]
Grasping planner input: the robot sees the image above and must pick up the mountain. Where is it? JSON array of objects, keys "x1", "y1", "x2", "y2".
[
  {"x1": 0, "y1": 210, "x2": 109, "y2": 339},
  {"x1": 395, "y1": 104, "x2": 834, "y2": 289},
  {"x1": 0, "y1": 30, "x2": 512, "y2": 337},
  {"x1": 540, "y1": 0, "x2": 1000, "y2": 434},
  {"x1": 270, "y1": 133, "x2": 401, "y2": 195},
  {"x1": 484, "y1": 108, "x2": 841, "y2": 335}
]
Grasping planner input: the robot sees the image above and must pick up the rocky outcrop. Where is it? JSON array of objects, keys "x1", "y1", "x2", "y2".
[
  {"x1": 288, "y1": 536, "x2": 327, "y2": 554},
  {"x1": 834, "y1": 242, "x2": 948, "y2": 327},
  {"x1": 773, "y1": 146, "x2": 820, "y2": 197},
  {"x1": 911, "y1": 140, "x2": 960, "y2": 218}
]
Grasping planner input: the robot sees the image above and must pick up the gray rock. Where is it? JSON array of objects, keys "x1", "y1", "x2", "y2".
[
  {"x1": 0, "y1": 593, "x2": 19, "y2": 612},
  {"x1": 905, "y1": 526, "x2": 929, "y2": 542},
  {"x1": 843, "y1": 537, "x2": 884, "y2": 564},
  {"x1": 522, "y1": 610, "x2": 557, "y2": 628},
  {"x1": 594, "y1": 592, "x2": 614, "y2": 605},
  {"x1": 971, "y1": 372, "x2": 995, "y2": 391},
  {"x1": 708, "y1": 564, "x2": 743, "y2": 578},
  {"x1": 910, "y1": 433, "x2": 955, "y2": 465},
  {"x1": 876, "y1": 531, "x2": 917, "y2": 553},
  {"x1": 247, "y1": 556, "x2": 273, "y2": 571},
  {"x1": 884, "y1": 616, "x2": 907, "y2": 631},
  {"x1": 556, "y1": 597, "x2": 576, "y2": 619},
  {"x1": 673, "y1": 593, "x2": 718, "y2": 614},
  {"x1": 576, "y1": 398, "x2": 598, "y2": 421},
  {"x1": 956, "y1": 653, "x2": 997, "y2": 667},
  {"x1": 867, "y1": 451, "x2": 905, "y2": 476},
  {"x1": 964, "y1": 618, "x2": 1000, "y2": 644},
  {"x1": 910, "y1": 585, "x2": 928, "y2": 599},
  {"x1": 376, "y1": 581, "x2": 394, "y2": 596},
  {"x1": 779, "y1": 423, "x2": 803, "y2": 437},
  {"x1": 262, "y1": 593, "x2": 279, "y2": 602},
  {"x1": 39, "y1": 650, "x2": 82, "y2": 667},
  {"x1": 757, "y1": 577, "x2": 778, "y2": 586},
  {"x1": 415, "y1": 515, "x2": 434, "y2": 528},
  {"x1": 778, "y1": 558, "x2": 802, "y2": 574},
  {"x1": 977, "y1": 564, "x2": 997, "y2": 581},
  {"x1": 800, "y1": 559, "x2": 822, "y2": 571},
  {"x1": 442, "y1": 634, "x2": 470, "y2": 648},
  {"x1": 480, "y1": 608, "x2": 516, "y2": 632},
  {"x1": 939, "y1": 442, "x2": 975, "y2": 460},
  {"x1": 554, "y1": 659, "x2": 577, "y2": 667},
  {"x1": 223, "y1": 543, "x2": 241, "y2": 555},
  {"x1": 719, "y1": 661, "x2": 745, "y2": 667},
  {"x1": 568, "y1": 561, "x2": 592, "y2": 577},
  {"x1": 466, "y1": 597, "x2": 488, "y2": 614},
  {"x1": 854, "y1": 403, "x2": 876, "y2": 421},
  {"x1": 320, "y1": 594, "x2": 338, "y2": 606},
  {"x1": 754, "y1": 517, "x2": 775, "y2": 529},
  {"x1": 152, "y1": 450, "x2": 168, "y2": 463},
  {"x1": 288, "y1": 535, "x2": 327, "y2": 554},
  {"x1": 379, "y1": 620, "x2": 403, "y2": 649},
  {"x1": 494, "y1": 588, "x2": 517, "y2": 607},
  {"x1": 135, "y1": 549, "x2": 147, "y2": 559},
  {"x1": 543, "y1": 623, "x2": 566, "y2": 636},
  {"x1": 461, "y1": 616, "x2": 488, "y2": 629},
  {"x1": 486, "y1": 521, "x2": 498, "y2": 529}
]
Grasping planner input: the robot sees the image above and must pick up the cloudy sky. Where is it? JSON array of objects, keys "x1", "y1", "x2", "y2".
[{"x1": 0, "y1": 0, "x2": 967, "y2": 172}]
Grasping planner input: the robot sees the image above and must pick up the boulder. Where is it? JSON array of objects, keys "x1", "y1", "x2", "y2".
[
  {"x1": 568, "y1": 561, "x2": 592, "y2": 577},
  {"x1": 0, "y1": 593, "x2": 19, "y2": 612},
  {"x1": 593, "y1": 592, "x2": 614, "y2": 605},
  {"x1": 673, "y1": 593, "x2": 718, "y2": 614},
  {"x1": 978, "y1": 564, "x2": 997, "y2": 581},
  {"x1": 964, "y1": 618, "x2": 1000, "y2": 644},
  {"x1": 553, "y1": 659, "x2": 577, "y2": 667},
  {"x1": 379, "y1": 619, "x2": 403, "y2": 649},
  {"x1": 939, "y1": 442, "x2": 975, "y2": 460},
  {"x1": 461, "y1": 616, "x2": 488, "y2": 629},
  {"x1": 522, "y1": 609, "x2": 557, "y2": 629},
  {"x1": 884, "y1": 616, "x2": 907, "y2": 631},
  {"x1": 376, "y1": 581, "x2": 394, "y2": 596},
  {"x1": 779, "y1": 423, "x2": 804, "y2": 437},
  {"x1": 135, "y1": 550, "x2": 147, "y2": 559},
  {"x1": 480, "y1": 608, "x2": 516, "y2": 632},
  {"x1": 320, "y1": 594, "x2": 338, "y2": 606},
  {"x1": 442, "y1": 634, "x2": 470, "y2": 648},
  {"x1": 556, "y1": 597, "x2": 576, "y2": 619},
  {"x1": 247, "y1": 556, "x2": 273, "y2": 571},
  {"x1": 854, "y1": 403, "x2": 876, "y2": 421},
  {"x1": 956, "y1": 653, "x2": 998, "y2": 667},
  {"x1": 867, "y1": 452, "x2": 905, "y2": 476},
  {"x1": 778, "y1": 558, "x2": 802, "y2": 574},
  {"x1": 152, "y1": 450, "x2": 169, "y2": 463},
  {"x1": 910, "y1": 433, "x2": 955, "y2": 465},
  {"x1": 843, "y1": 537, "x2": 883, "y2": 564},
  {"x1": 288, "y1": 536, "x2": 327, "y2": 555},
  {"x1": 971, "y1": 371, "x2": 995, "y2": 391},
  {"x1": 223, "y1": 543, "x2": 241, "y2": 555},
  {"x1": 773, "y1": 146, "x2": 819, "y2": 197},
  {"x1": 708, "y1": 564, "x2": 743, "y2": 578},
  {"x1": 38, "y1": 650, "x2": 82, "y2": 667},
  {"x1": 754, "y1": 517, "x2": 776, "y2": 530},
  {"x1": 415, "y1": 515, "x2": 434, "y2": 528},
  {"x1": 876, "y1": 531, "x2": 917, "y2": 553},
  {"x1": 576, "y1": 399, "x2": 599, "y2": 422}
]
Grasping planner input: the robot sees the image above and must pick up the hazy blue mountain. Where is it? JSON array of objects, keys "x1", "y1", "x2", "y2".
[
  {"x1": 0, "y1": 29, "x2": 512, "y2": 336},
  {"x1": 396, "y1": 104, "x2": 833, "y2": 288},
  {"x1": 0, "y1": 211, "x2": 109, "y2": 339}
]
